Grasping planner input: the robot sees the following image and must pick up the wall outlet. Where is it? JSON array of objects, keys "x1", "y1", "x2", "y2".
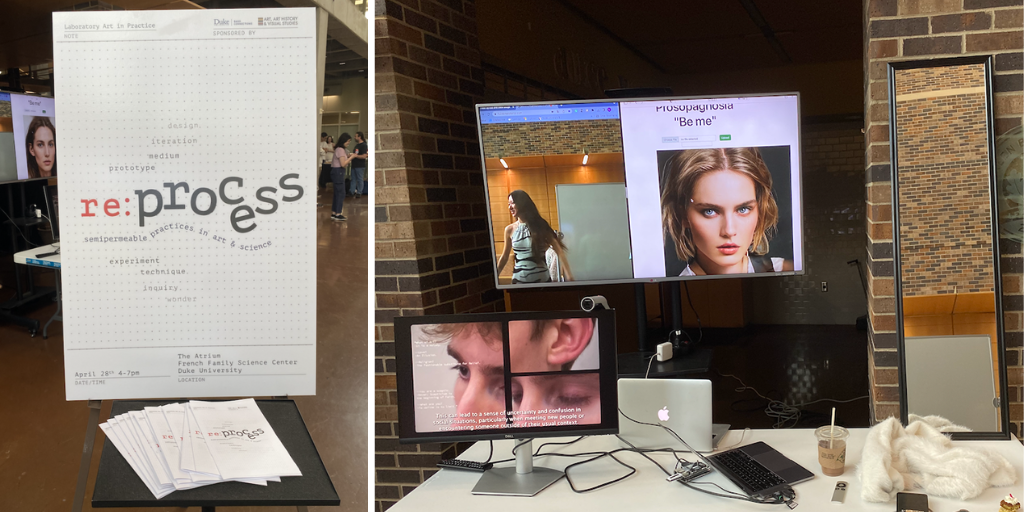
[{"x1": 821, "y1": 281, "x2": 828, "y2": 292}]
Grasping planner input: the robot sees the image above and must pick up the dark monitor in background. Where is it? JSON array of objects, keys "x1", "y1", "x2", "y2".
[
  {"x1": 0, "y1": 92, "x2": 57, "y2": 185},
  {"x1": 475, "y1": 93, "x2": 804, "y2": 289},
  {"x1": 394, "y1": 309, "x2": 618, "y2": 496}
]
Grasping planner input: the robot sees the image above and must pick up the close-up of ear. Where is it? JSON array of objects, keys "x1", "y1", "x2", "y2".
[{"x1": 546, "y1": 318, "x2": 595, "y2": 367}]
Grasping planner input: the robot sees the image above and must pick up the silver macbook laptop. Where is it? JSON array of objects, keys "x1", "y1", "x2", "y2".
[{"x1": 617, "y1": 378, "x2": 724, "y2": 452}]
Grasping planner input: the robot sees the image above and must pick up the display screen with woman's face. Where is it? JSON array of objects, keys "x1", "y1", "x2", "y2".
[
  {"x1": 684, "y1": 169, "x2": 760, "y2": 274},
  {"x1": 29, "y1": 124, "x2": 55, "y2": 176},
  {"x1": 656, "y1": 145, "x2": 794, "y2": 277},
  {"x1": 477, "y1": 94, "x2": 804, "y2": 286}
]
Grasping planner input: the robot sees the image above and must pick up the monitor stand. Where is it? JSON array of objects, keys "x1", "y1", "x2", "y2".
[
  {"x1": 617, "y1": 283, "x2": 712, "y2": 377},
  {"x1": 471, "y1": 439, "x2": 564, "y2": 497}
]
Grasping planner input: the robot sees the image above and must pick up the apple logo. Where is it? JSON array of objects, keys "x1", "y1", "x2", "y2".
[{"x1": 658, "y1": 406, "x2": 670, "y2": 422}]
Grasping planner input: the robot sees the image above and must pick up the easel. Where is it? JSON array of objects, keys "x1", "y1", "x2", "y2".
[{"x1": 72, "y1": 400, "x2": 102, "y2": 512}]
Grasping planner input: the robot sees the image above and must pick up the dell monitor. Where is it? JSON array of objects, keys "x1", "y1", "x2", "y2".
[
  {"x1": 394, "y1": 309, "x2": 618, "y2": 496},
  {"x1": 475, "y1": 93, "x2": 803, "y2": 288}
]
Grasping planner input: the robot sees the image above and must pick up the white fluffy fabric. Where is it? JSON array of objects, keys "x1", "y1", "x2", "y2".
[{"x1": 857, "y1": 415, "x2": 1017, "y2": 502}]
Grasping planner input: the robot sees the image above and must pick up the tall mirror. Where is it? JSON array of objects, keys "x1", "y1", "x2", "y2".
[{"x1": 889, "y1": 56, "x2": 1010, "y2": 439}]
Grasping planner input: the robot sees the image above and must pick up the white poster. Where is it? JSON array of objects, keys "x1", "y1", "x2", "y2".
[{"x1": 53, "y1": 8, "x2": 317, "y2": 400}]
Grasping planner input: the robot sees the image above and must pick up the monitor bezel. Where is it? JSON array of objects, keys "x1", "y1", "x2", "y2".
[
  {"x1": 394, "y1": 309, "x2": 619, "y2": 444},
  {"x1": 474, "y1": 92, "x2": 805, "y2": 290}
]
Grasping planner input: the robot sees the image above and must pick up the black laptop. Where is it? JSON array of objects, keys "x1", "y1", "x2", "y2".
[{"x1": 704, "y1": 441, "x2": 815, "y2": 499}]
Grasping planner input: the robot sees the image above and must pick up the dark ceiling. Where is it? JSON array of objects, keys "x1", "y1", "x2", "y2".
[{"x1": 558, "y1": 0, "x2": 863, "y2": 75}]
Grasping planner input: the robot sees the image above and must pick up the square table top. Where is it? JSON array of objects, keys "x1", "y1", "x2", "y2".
[{"x1": 92, "y1": 399, "x2": 340, "y2": 508}]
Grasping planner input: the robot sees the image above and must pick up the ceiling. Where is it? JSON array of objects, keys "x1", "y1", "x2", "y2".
[
  {"x1": 556, "y1": 0, "x2": 863, "y2": 75},
  {"x1": 0, "y1": 0, "x2": 367, "y2": 91}
]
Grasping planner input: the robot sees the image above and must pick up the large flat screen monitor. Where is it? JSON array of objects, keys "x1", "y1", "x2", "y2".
[
  {"x1": 476, "y1": 93, "x2": 803, "y2": 288},
  {"x1": 394, "y1": 309, "x2": 618, "y2": 444},
  {"x1": 0, "y1": 92, "x2": 57, "y2": 185}
]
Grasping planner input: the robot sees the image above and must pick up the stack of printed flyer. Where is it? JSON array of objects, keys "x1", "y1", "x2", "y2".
[{"x1": 99, "y1": 398, "x2": 302, "y2": 498}]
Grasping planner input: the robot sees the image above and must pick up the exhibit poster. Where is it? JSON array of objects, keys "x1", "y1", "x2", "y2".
[{"x1": 53, "y1": 8, "x2": 317, "y2": 399}]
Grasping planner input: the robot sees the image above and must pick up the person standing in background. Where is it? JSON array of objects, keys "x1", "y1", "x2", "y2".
[
  {"x1": 331, "y1": 133, "x2": 355, "y2": 221},
  {"x1": 350, "y1": 131, "x2": 368, "y2": 199},
  {"x1": 319, "y1": 133, "x2": 333, "y2": 197}
]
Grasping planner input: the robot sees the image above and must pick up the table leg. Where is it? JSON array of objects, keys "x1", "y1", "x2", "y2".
[
  {"x1": 72, "y1": 400, "x2": 102, "y2": 512},
  {"x1": 43, "y1": 269, "x2": 61, "y2": 339}
]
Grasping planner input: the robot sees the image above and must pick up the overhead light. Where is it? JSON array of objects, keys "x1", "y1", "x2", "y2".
[
  {"x1": 499, "y1": 153, "x2": 508, "y2": 169},
  {"x1": 339, "y1": 62, "x2": 346, "y2": 65},
  {"x1": 582, "y1": 148, "x2": 589, "y2": 166}
]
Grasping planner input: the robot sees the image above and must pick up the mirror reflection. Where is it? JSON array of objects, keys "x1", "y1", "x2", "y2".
[{"x1": 891, "y1": 60, "x2": 1006, "y2": 434}]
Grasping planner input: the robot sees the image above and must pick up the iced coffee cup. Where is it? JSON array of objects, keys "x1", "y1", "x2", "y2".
[{"x1": 814, "y1": 425, "x2": 849, "y2": 476}]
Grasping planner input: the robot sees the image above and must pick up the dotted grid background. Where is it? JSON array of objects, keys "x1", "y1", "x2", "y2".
[{"x1": 52, "y1": 9, "x2": 317, "y2": 400}]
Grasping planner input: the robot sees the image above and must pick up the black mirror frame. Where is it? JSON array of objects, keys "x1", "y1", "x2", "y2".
[{"x1": 888, "y1": 55, "x2": 1011, "y2": 440}]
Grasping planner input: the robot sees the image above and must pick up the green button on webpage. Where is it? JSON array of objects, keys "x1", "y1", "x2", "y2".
[{"x1": 720, "y1": 134, "x2": 731, "y2": 141}]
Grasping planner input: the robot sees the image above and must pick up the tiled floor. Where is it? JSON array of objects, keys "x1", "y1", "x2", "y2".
[{"x1": 0, "y1": 192, "x2": 368, "y2": 511}]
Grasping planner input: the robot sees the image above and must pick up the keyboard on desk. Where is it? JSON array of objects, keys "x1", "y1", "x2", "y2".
[{"x1": 707, "y1": 448, "x2": 789, "y2": 497}]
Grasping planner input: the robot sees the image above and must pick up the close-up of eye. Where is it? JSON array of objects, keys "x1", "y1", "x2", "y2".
[
  {"x1": 738, "y1": 205, "x2": 753, "y2": 214},
  {"x1": 450, "y1": 363, "x2": 470, "y2": 380},
  {"x1": 702, "y1": 208, "x2": 718, "y2": 217},
  {"x1": 510, "y1": 381, "x2": 523, "y2": 406},
  {"x1": 549, "y1": 383, "x2": 596, "y2": 409},
  {"x1": 553, "y1": 393, "x2": 592, "y2": 408}
]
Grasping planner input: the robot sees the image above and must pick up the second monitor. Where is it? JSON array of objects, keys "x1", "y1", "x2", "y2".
[
  {"x1": 394, "y1": 309, "x2": 619, "y2": 496},
  {"x1": 394, "y1": 308, "x2": 619, "y2": 443}
]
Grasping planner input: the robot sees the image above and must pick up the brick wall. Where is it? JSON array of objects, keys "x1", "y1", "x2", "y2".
[
  {"x1": 894, "y1": 62, "x2": 987, "y2": 91},
  {"x1": 864, "y1": 0, "x2": 1023, "y2": 437},
  {"x1": 896, "y1": 65, "x2": 994, "y2": 296},
  {"x1": 746, "y1": 119, "x2": 869, "y2": 325},
  {"x1": 479, "y1": 119, "x2": 623, "y2": 157},
  {"x1": 374, "y1": 0, "x2": 503, "y2": 509}
]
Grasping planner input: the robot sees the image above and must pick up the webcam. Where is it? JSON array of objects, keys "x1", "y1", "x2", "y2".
[{"x1": 580, "y1": 295, "x2": 609, "y2": 311}]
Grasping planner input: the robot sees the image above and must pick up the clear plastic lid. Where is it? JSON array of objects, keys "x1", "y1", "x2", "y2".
[{"x1": 814, "y1": 425, "x2": 849, "y2": 440}]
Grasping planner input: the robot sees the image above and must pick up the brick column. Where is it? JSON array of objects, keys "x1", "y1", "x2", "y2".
[
  {"x1": 373, "y1": 0, "x2": 503, "y2": 509},
  {"x1": 864, "y1": 0, "x2": 1023, "y2": 437}
]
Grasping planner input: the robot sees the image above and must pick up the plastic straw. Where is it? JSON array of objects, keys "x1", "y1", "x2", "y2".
[{"x1": 829, "y1": 407, "x2": 836, "y2": 449}]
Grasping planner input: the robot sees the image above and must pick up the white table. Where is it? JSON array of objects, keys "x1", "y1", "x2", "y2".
[
  {"x1": 389, "y1": 429, "x2": 1023, "y2": 511},
  {"x1": 12, "y1": 242, "x2": 61, "y2": 338}
]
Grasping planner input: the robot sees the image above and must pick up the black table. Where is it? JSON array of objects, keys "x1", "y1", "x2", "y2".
[
  {"x1": 92, "y1": 400, "x2": 340, "y2": 510},
  {"x1": 617, "y1": 348, "x2": 712, "y2": 378}
]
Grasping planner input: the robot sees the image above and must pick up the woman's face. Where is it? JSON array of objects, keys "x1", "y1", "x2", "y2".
[
  {"x1": 685, "y1": 169, "x2": 758, "y2": 274},
  {"x1": 508, "y1": 196, "x2": 517, "y2": 219},
  {"x1": 328, "y1": 137, "x2": 333, "y2": 144},
  {"x1": 29, "y1": 126, "x2": 55, "y2": 175}
]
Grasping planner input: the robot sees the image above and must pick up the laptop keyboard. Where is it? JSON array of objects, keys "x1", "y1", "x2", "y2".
[{"x1": 707, "y1": 449, "x2": 786, "y2": 493}]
